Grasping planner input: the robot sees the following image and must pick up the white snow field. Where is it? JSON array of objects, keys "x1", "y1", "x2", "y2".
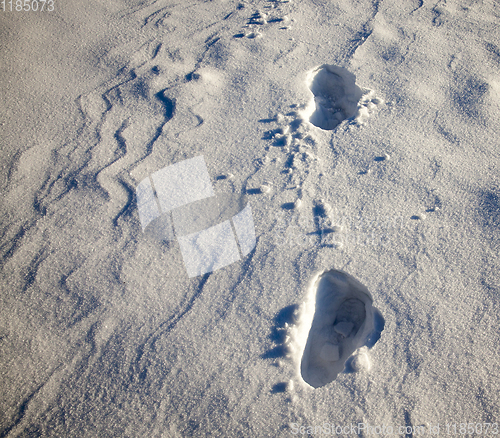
[{"x1": 1, "y1": 0, "x2": 500, "y2": 436}]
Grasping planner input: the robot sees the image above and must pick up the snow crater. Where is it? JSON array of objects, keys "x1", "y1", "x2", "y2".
[{"x1": 304, "y1": 64, "x2": 380, "y2": 130}]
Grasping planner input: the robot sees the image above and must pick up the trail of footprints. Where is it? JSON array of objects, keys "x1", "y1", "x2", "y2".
[
  {"x1": 83, "y1": 3, "x2": 402, "y2": 392},
  {"x1": 251, "y1": 67, "x2": 388, "y2": 389}
]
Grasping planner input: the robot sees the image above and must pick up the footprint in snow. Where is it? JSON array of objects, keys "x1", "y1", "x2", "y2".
[
  {"x1": 304, "y1": 64, "x2": 382, "y2": 130},
  {"x1": 300, "y1": 269, "x2": 384, "y2": 388}
]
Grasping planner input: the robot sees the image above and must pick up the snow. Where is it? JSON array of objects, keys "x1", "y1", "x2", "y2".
[
  {"x1": 1, "y1": 0, "x2": 500, "y2": 436},
  {"x1": 303, "y1": 65, "x2": 367, "y2": 130},
  {"x1": 299, "y1": 269, "x2": 377, "y2": 389}
]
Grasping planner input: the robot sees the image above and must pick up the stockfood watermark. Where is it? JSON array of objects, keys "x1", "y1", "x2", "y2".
[
  {"x1": 273, "y1": 210, "x2": 405, "y2": 249},
  {"x1": 290, "y1": 422, "x2": 499, "y2": 435},
  {"x1": 136, "y1": 156, "x2": 256, "y2": 278}
]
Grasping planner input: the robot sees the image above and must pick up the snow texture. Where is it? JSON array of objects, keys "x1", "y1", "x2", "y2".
[
  {"x1": 232, "y1": 204, "x2": 257, "y2": 257},
  {"x1": 1, "y1": 0, "x2": 500, "y2": 435}
]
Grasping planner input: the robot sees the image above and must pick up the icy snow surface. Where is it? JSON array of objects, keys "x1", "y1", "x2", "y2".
[{"x1": 1, "y1": 0, "x2": 500, "y2": 436}]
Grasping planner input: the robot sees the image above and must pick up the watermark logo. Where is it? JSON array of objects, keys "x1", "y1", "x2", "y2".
[
  {"x1": 136, "y1": 156, "x2": 256, "y2": 277},
  {"x1": 273, "y1": 209, "x2": 405, "y2": 250}
]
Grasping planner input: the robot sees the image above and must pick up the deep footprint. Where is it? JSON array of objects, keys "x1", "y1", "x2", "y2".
[
  {"x1": 300, "y1": 269, "x2": 379, "y2": 388},
  {"x1": 306, "y1": 65, "x2": 363, "y2": 130}
]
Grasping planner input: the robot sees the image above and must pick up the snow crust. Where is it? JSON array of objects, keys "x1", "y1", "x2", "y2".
[{"x1": 1, "y1": 0, "x2": 500, "y2": 436}]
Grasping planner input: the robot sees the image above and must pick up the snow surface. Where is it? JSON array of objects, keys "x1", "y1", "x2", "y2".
[{"x1": 1, "y1": 0, "x2": 500, "y2": 436}]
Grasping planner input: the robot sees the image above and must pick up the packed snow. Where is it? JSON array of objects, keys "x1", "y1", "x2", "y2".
[
  {"x1": 299, "y1": 269, "x2": 379, "y2": 389},
  {"x1": 1, "y1": 0, "x2": 500, "y2": 436}
]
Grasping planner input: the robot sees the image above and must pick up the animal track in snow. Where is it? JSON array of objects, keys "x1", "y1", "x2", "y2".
[
  {"x1": 303, "y1": 65, "x2": 382, "y2": 130},
  {"x1": 300, "y1": 269, "x2": 383, "y2": 388}
]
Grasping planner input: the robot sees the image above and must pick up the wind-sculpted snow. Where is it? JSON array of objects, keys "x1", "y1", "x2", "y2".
[{"x1": 2, "y1": 0, "x2": 500, "y2": 436}]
